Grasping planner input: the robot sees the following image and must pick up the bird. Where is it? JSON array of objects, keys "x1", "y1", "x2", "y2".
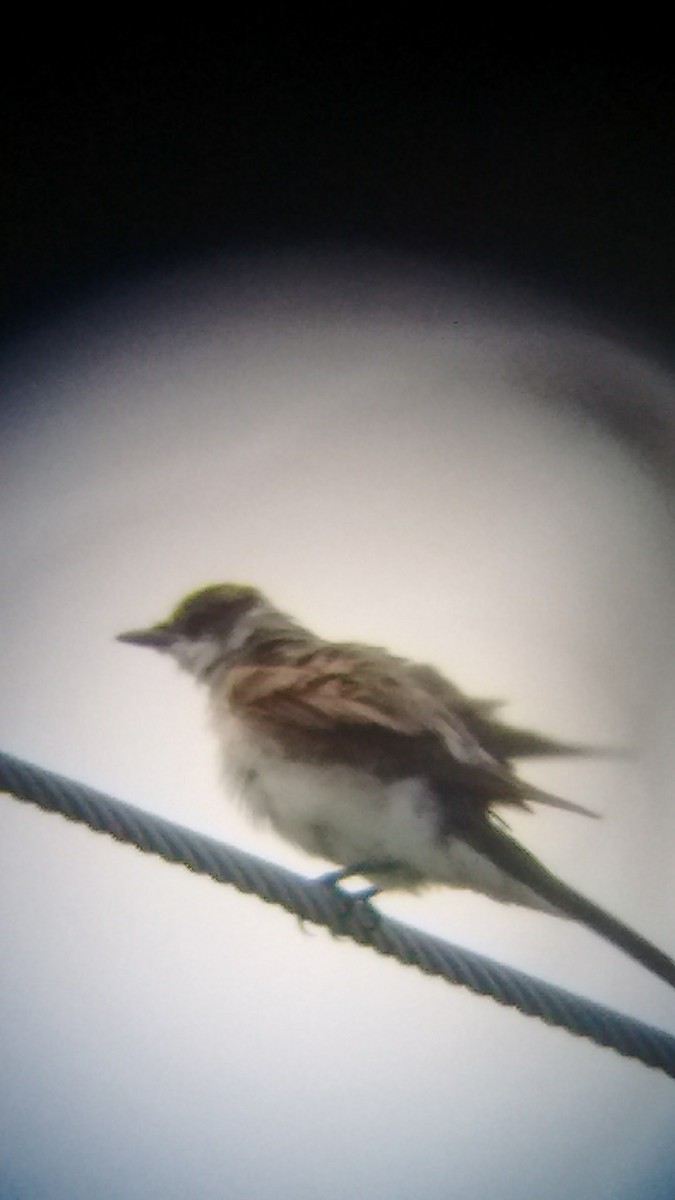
[{"x1": 117, "y1": 582, "x2": 675, "y2": 990}]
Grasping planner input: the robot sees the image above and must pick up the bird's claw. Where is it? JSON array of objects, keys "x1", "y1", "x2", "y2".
[{"x1": 313, "y1": 866, "x2": 383, "y2": 933}]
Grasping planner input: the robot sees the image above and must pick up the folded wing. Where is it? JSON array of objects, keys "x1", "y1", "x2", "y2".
[{"x1": 226, "y1": 650, "x2": 596, "y2": 816}]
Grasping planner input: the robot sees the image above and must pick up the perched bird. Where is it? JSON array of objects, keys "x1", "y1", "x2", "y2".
[{"x1": 118, "y1": 583, "x2": 675, "y2": 989}]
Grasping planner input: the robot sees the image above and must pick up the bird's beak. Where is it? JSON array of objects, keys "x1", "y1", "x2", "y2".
[{"x1": 116, "y1": 625, "x2": 174, "y2": 650}]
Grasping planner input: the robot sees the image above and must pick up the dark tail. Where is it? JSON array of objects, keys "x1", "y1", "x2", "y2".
[
  {"x1": 469, "y1": 710, "x2": 628, "y2": 763},
  {"x1": 465, "y1": 820, "x2": 675, "y2": 990}
]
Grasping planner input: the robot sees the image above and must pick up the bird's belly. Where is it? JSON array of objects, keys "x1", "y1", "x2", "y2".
[
  {"x1": 246, "y1": 759, "x2": 435, "y2": 871},
  {"x1": 217, "y1": 714, "x2": 439, "y2": 874},
  {"x1": 216, "y1": 714, "x2": 557, "y2": 909}
]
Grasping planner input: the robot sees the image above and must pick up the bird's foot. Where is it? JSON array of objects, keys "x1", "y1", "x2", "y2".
[
  {"x1": 317, "y1": 859, "x2": 398, "y2": 891},
  {"x1": 348, "y1": 884, "x2": 380, "y2": 902},
  {"x1": 312, "y1": 868, "x2": 391, "y2": 931}
]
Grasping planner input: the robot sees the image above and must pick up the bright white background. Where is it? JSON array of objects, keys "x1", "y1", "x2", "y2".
[{"x1": 2, "y1": 254, "x2": 674, "y2": 1199}]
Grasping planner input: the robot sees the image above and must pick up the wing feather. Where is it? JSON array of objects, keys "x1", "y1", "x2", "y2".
[
  {"x1": 227, "y1": 659, "x2": 428, "y2": 734},
  {"x1": 225, "y1": 651, "x2": 595, "y2": 816}
]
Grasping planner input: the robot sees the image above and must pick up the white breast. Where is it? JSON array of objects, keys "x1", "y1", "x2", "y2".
[
  {"x1": 213, "y1": 708, "x2": 434, "y2": 865},
  {"x1": 210, "y1": 705, "x2": 559, "y2": 912}
]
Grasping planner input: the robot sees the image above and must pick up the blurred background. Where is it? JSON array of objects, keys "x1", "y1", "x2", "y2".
[{"x1": 1, "y1": 30, "x2": 675, "y2": 1200}]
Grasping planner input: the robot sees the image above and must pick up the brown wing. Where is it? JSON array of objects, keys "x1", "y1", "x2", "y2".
[
  {"x1": 227, "y1": 648, "x2": 597, "y2": 817},
  {"x1": 227, "y1": 656, "x2": 432, "y2": 735},
  {"x1": 226, "y1": 651, "x2": 551, "y2": 809}
]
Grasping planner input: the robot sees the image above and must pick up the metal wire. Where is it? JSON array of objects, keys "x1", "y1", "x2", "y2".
[{"x1": 1, "y1": 747, "x2": 674, "y2": 1081}]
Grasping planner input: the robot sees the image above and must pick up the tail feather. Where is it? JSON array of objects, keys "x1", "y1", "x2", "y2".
[
  {"x1": 485, "y1": 725, "x2": 595, "y2": 759},
  {"x1": 519, "y1": 782, "x2": 599, "y2": 819},
  {"x1": 463, "y1": 820, "x2": 675, "y2": 990},
  {"x1": 465, "y1": 707, "x2": 626, "y2": 763}
]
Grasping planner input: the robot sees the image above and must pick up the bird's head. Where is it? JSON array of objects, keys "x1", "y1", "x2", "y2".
[{"x1": 117, "y1": 583, "x2": 267, "y2": 679}]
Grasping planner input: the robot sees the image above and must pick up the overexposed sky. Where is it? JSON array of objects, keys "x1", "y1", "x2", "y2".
[{"x1": 2, "y1": 253, "x2": 674, "y2": 1200}]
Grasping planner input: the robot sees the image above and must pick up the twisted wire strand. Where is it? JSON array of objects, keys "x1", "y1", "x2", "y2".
[{"x1": 1, "y1": 748, "x2": 674, "y2": 1081}]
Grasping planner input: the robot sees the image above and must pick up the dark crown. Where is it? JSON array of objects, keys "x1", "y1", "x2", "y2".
[{"x1": 169, "y1": 583, "x2": 263, "y2": 638}]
